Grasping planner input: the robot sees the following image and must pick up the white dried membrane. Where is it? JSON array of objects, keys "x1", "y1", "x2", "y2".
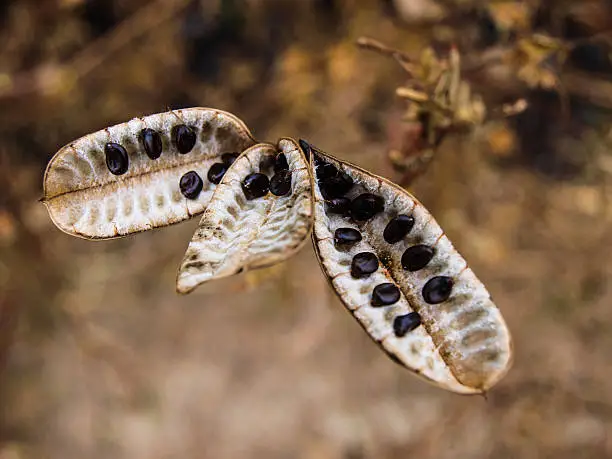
[
  {"x1": 40, "y1": 105, "x2": 513, "y2": 394},
  {"x1": 176, "y1": 138, "x2": 313, "y2": 294},
  {"x1": 42, "y1": 108, "x2": 255, "y2": 239},
  {"x1": 307, "y1": 143, "x2": 512, "y2": 394}
]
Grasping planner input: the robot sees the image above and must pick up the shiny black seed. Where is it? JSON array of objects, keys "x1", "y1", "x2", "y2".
[
  {"x1": 371, "y1": 283, "x2": 401, "y2": 307},
  {"x1": 326, "y1": 197, "x2": 351, "y2": 215},
  {"x1": 383, "y1": 214, "x2": 415, "y2": 243},
  {"x1": 319, "y1": 173, "x2": 353, "y2": 199},
  {"x1": 316, "y1": 162, "x2": 338, "y2": 180},
  {"x1": 104, "y1": 142, "x2": 129, "y2": 175},
  {"x1": 221, "y1": 152, "x2": 239, "y2": 166},
  {"x1": 207, "y1": 162, "x2": 227, "y2": 184},
  {"x1": 172, "y1": 125, "x2": 196, "y2": 153},
  {"x1": 401, "y1": 245, "x2": 435, "y2": 272},
  {"x1": 274, "y1": 153, "x2": 289, "y2": 172},
  {"x1": 350, "y1": 193, "x2": 384, "y2": 221},
  {"x1": 334, "y1": 228, "x2": 362, "y2": 246},
  {"x1": 422, "y1": 276, "x2": 453, "y2": 304},
  {"x1": 270, "y1": 170, "x2": 292, "y2": 196},
  {"x1": 180, "y1": 171, "x2": 204, "y2": 199},
  {"x1": 242, "y1": 173, "x2": 270, "y2": 200},
  {"x1": 351, "y1": 252, "x2": 379, "y2": 278},
  {"x1": 393, "y1": 312, "x2": 422, "y2": 337},
  {"x1": 140, "y1": 128, "x2": 163, "y2": 159}
]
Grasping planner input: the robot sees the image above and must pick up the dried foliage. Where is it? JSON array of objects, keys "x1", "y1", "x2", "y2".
[{"x1": 358, "y1": 37, "x2": 490, "y2": 183}]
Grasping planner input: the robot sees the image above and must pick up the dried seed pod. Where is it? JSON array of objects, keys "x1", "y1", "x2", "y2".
[
  {"x1": 176, "y1": 138, "x2": 313, "y2": 294},
  {"x1": 42, "y1": 108, "x2": 256, "y2": 239},
  {"x1": 303, "y1": 139, "x2": 512, "y2": 394}
]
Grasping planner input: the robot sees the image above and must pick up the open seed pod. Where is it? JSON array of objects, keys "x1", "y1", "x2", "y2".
[
  {"x1": 42, "y1": 108, "x2": 255, "y2": 239},
  {"x1": 302, "y1": 139, "x2": 512, "y2": 394},
  {"x1": 176, "y1": 138, "x2": 313, "y2": 294}
]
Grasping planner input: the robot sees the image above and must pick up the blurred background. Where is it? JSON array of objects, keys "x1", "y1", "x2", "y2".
[{"x1": 1, "y1": 0, "x2": 612, "y2": 457}]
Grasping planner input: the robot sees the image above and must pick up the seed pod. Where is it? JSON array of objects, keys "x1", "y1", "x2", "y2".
[
  {"x1": 303, "y1": 139, "x2": 512, "y2": 394},
  {"x1": 176, "y1": 138, "x2": 313, "y2": 294},
  {"x1": 42, "y1": 108, "x2": 256, "y2": 239}
]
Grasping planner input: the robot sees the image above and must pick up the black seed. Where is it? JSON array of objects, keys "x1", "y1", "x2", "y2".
[
  {"x1": 393, "y1": 312, "x2": 422, "y2": 337},
  {"x1": 179, "y1": 171, "x2": 204, "y2": 199},
  {"x1": 350, "y1": 193, "x2": 384, "y2": 221},
  {"x1": 242, "y1": 173, "x2": 270, "y2": 200},
  {"x1": 401, "y1": 245, "x2": 435, "y2": 271},
  {"x1": 319, "y1": 173, "x2": 353, "y2": 199},
  {"x1": 316, "y1": 162, "x2": 338, "y2": 180},
  {"x1": 104, "y1": 142, "x2": 129, "y2": 175},
  {"x1": 270, "y1": 170, "x2": 292, "y2": 196},
  {"x1": 140, "y1": 128, "x2": 163, "y2": 159},
  {"x1": 172, "y1": 124, "x2": 196, "y2": 153},
  {"x1": 334, "y1": 228, "x2": 362, "y2": 246},
  {"x1": 274, "y1": 153, "x2": 289, "y2": 172},
  {"x1": 207, "y1": 162, "x2": 227, "y2": 184},
  {"x1": 326, "y1": 197, "x2": 351, "y2": 215},
  {"x1": 383, "y1": 214, "x2": 415, "y2": 243},
  {"x1": 422, "y1": 276, "x2": 453, "y2": 304},
  {"x1": 221, "y1": 152, "x2": 239, "y2": 166},
  {"x1": 351, "y1": 252, "x2": 379, "y2": 278},
  {"x1": 371, "y1": 283, "x2": 401, "y2": 307}
]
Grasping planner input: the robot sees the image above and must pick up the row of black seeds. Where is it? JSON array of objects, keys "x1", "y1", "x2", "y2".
[
  {"x1": 314, "y1": 154, "x2": 422, "y2": 338},
  {"x1": 347, "y1": 251, "x2": 422, "y2": 336},
  {"x1": 315, "y1": 155, "x2": 385, "y2": 223},
  {"x1": 178, "y1": 153, "x2": 240, "y2": 199},
  {"x1": 178, "y1": 152, "x2": 240, "y2": 199},
  {"x1": 314, "y1": 155, "x2": 452, "y2": 338},
  {"x1": 241, "y1": 153, "x2": 292, "y2": 200},
  {"x1": 104, "y1": 124, "x2": 198, "y2": 176},
  {"x1": 382, "y1": 214, "x2": 454, "y2": 304},
  {"x1": 103, "y1": 125, "x2": 243, "y2": 200},
  {"x1": 302, "y1": 142, "x2": 417, "y2": 337}
]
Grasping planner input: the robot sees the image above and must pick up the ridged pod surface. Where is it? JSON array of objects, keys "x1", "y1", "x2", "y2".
[
  {"x1": 40, "y1": 105, "x2": 513, "y2": 394},
  {"x1": 176, "y1": 138, "x2": 313, "y2": 294},
  {"x1": 42, "y1": 108, "x2": 255, "y2": 239},
  {"x1": 303, "y1": 140, "x2": 512, "y2": 394}
]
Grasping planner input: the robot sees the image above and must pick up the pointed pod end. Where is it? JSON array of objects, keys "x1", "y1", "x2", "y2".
[
  {"x1": 175, "y1": 276, "x2": 196, "y2": 295},
  {"x1": 298, "y1": 139, "x2": 311, "y2": 156},
  {"x1": 176, "y1": 287, "x2": 193, "y2": 296},
  {"x1": 298, "y1": 138, "x2": 325, "y2": 165}
]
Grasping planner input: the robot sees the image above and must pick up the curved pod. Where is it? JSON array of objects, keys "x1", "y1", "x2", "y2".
[
  {"x1": 43, "y1": 108, "x2": 256, "y2": 239},
  {"x1": 176, "y1": 138, "x2": 314, "y2": 294},
  {"x1": 303, "y1": 140, "x2": 512, "y2": 394}
]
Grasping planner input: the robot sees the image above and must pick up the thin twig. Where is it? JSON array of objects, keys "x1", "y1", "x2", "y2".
[{"x1": 356, "y1": 36, "x2": 416, "y2": 75}]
